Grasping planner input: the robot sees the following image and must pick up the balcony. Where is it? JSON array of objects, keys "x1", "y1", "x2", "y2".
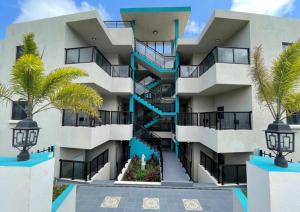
[
  {"x1": 60, "y1": 110, "x2": 133, "y2": 149},
  {"x1": 177, "y1": 47, "x2": 251, "y2": 95},
  {"x1": 65, "y1": 46, "x2": 133, "y2": 94},
  {"x1": 176, "y1": 112, "x2": 258, "y2": 153}
]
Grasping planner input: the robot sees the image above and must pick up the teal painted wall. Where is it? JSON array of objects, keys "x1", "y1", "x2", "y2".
[{"x1": 130, "y1": 137, "x2": 159, "y2": 160}]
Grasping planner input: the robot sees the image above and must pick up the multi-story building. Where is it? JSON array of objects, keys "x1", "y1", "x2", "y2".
[{"x1": 1, "y1": 6, "x2": 300, "y2": 184}]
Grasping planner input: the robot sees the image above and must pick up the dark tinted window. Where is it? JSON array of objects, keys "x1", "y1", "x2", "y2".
[
  {"x1": 79, "y1": 48, "x2": 93, "y2": 63},
  {"x1": 234, "y1": 49, "x2": 249, "y2": 64},
  {"x1": 12, "y1": 101, "x2": 27, "y2": 120},
  {"x1": 16, "y1": 46, "x2": 24, "y2": 60},
  {"x1": 218, "y1": 48, "x2": 234, "y2": 63},
  {"x1": 66, "y1": 49, "x2": 79, "y2": 64}
]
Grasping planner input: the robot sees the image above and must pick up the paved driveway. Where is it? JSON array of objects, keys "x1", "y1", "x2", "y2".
[{"x1": 76, "y1": 185, "x2": 233, "y2": 212}]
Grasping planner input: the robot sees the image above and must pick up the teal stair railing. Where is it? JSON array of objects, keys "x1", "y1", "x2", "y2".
[{"x1": 135, "y1": 40, "x2": 176, "y2": 69}]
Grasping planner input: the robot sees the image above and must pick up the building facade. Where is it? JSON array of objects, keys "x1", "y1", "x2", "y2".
[{"x1": 1, "y1": 7, "x2": 300, "y2": 184}]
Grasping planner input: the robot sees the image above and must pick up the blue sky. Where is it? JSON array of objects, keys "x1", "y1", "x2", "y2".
[{"x1": 1, "y1": 0, "x2": 300, "y2": 39}]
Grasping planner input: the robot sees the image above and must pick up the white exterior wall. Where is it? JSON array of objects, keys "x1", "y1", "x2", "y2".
[{"x1": 91, "y1": 162, "x2": 111, "y2": 181}]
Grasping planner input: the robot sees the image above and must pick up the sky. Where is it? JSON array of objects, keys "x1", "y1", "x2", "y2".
[{"x1": 1, "y1": 0, "x2": 300, "y2": 39}]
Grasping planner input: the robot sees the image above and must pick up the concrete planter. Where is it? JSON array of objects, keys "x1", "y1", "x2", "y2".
[
  {"x1": 52, "y1": 184, "x2": 77, "y2": 212},
  {"x1": 233, "y1": 188, "x2": 247, "y2": 212}
]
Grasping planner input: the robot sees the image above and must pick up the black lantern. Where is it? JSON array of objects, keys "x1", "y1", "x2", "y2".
[
  {"x1": 12, "y1": 118, "x2": 40, "y2": 161},
  {"x1": 265, "y1": 121, "x2": 295, "y2": 168}
]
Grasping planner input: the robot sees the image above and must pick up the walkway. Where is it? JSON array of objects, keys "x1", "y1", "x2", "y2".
[
  {"x1": 162, "y1": 151, "x2": 190, "y2": 183},
  {"x1": 76, "y1": 184, "x2": 233, "y2": 212}
]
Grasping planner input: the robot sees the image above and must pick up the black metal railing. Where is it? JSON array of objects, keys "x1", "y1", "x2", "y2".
[
  {"x1": 104, "y1": 21, "x2": 132, "y2": 28},
  {"x1": 179, "y1": 47, "x2": 250, "y2": 78},
  {"x1": 200, "y1": 151, "x2": 246, "y2": 185},
  {"x1": 59, "y1": 149, "x2": 109, "y2": 181},
  {"x1": 138, "y1": 40, "x2": 174, "y2": 56},
  {"x1": 178, "y1": 111, "x2": 252, "y2": 130},
  {"x1": 65, "y1": 46, "x2": 132, "y2": 77},
  {"x1": 179, "y1": 145, "x2": 192, "y2": 181},
  {"x1": 31, "y1": 146, "x2": 55, "y2": 155},
  {"x1": 259, "y1": 150, "x2": 294, "y2": 163},
  {"x1": 62, "y1": 110, "x2": 132, "y2": 127},
  {"x1": 287, "y1": 112, "x2": 300, "y2": 125},
  {"x1": 135, "y1": 40, "x2": 176, "y2": 69},
  {"x1": 135, "y1": 81, "x2": 175, "y2": 112}
]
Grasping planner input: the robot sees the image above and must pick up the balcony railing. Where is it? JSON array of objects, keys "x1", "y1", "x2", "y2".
[
  {"x1": 135, "y1": 40, "x2": 176, "y2": 69},
  {"x1": 62, "y1": 110, "x2": 132, "y2": 127},
  {"x1": 177, "y1": 111, "x2": 252, "y2": 130},
  {"x1": 179, "y1": 47, "x2": 250, "y2": 78},
  {"x1": 200, "y1": 151, "x2": 246, "y2": 185},
  {"x1": 103, "y1": 21, "x2": 132, "y2": 28},
  {"x1": 59, "y1": 149, "x2": 109, "y2": 181},
  {"x1": 65, "y1": 46, "x2": 132, "y2": 77}
]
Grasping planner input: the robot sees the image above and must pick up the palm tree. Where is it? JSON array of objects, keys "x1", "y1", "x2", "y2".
[
  {"x1": 251, "y1": 40, "x2": 300, "y2": 167},
  {"x1": 250, "y1": 40, "x2": 300, "y2": 121},
  {"x1": 0, "y1": 32, "x2": 103, "y2": 119}
]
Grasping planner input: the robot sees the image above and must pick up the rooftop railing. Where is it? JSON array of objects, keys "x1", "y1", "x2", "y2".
[
  {"x1": 177, "y1": 111, "x2": 252, "y2": 130},
  {"x1": 65, "y1": 46, "x2": 132, "y2": 77},
  {"x1": 179, "y1": 47, "x2": 250, "y2": 78},
  {"x1": 104, "y1": 21, "x2": 132, "y2": 28},
  {"x1": 62, "y1": 110, "x2": 132, "y2": 127}
]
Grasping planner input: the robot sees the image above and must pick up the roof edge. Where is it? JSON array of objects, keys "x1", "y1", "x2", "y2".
[{"x1": 120, "y1": 7, "x2": 191, "y2": 14}]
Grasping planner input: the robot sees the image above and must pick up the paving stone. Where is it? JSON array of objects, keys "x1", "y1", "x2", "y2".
[
  {"x1": 182, "y1": 199, "x2": 203, "y2": 211},
  {"x1": 100, "y1": 196, "x2": 121, "y2": 208},
  {"x1": 142, "y1": 198, "x2": 160, "y2": 210}
]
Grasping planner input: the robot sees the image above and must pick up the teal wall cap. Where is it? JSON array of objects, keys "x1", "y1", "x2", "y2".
[
  {"x1": 249, "y1": 155, "x2": 300, "y2": 173},
  {"x1": 233, "y1": 188, "x2": 248, "y2": 212},
  {"x1": 121, "y1": 7, "x2": 191, "y2": 14},
  {"x1": 0, "y1": 152, "x2": 53, "y2": 167},
  {"x1": 52, "y1": 184, "x2": 76, "y2": 212}
]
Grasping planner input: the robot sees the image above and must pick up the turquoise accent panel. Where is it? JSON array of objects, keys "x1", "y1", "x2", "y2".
[
  {"x1": 130, "y1": 137, "x2": 159, "y2": 160},
  {"x1": 121, "y1": 7, "x2": 191, "y2": 13},
  {"x1": 250, "y1": 155, "x2": 300, "y2": 173},
  {"x1": 233, "y1": 188, "x2": 248, "y2": 212},
  {"x1": 0, "y1": 152, "x2": 53, "y2": 167},
  {"x1": 133, "y1": 94, "x2": 176, "y2": 116},
  {"x1": 175, "y1": 95, "x2": 180, "y2": 124},
  {"x1": 133, "y1": 52, "x2": 177, "y2": 73},
  {"x1": 145, "y1": 80, "x2": 161, "y2": 90},
  {"x1": 144, "y1": 118, "x2": 160, "y2": 129},
  {"x1": 175, "y1": 140, "x2": 179, "y2": 159},
  {"x1": 52, "y1": 184, "x2": 76, "y2": 212}
]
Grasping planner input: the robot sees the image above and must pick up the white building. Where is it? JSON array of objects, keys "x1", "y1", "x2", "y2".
[{"x1": 0, "y1": 7, "x2": 300, "y2": 184}]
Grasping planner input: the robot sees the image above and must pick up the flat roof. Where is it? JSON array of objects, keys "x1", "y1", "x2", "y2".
[{"x1": 121, "y1": 7, "x2": 191, "y2": 40}]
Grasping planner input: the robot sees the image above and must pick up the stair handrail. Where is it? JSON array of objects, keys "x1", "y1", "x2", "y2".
[{"x1": 135, "y1": 40, "x2": 176, "y2": 69}]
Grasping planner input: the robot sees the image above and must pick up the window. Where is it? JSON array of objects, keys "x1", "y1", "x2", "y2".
[
  {"x1": 287, "y1": 112, "x2": 300, "y2": 125},
  {"x1": 16, "y1": 46, "x2": 24, "y2": 60},
  {"x1": 12, "y1": 101, "x2": 28, "y2": 120},
  {"x1": 79, "y1": 48, "x2": 93, "y2": 63},
  {"x1": 282, "y1": 42, "x2": 292, "y2": 51}
]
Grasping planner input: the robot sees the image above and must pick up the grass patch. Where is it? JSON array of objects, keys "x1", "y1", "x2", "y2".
[
  {"x1": 53, "y1": 185, "x2": 68, "y2": 202},
  {"x1": 122, "y1": 155, "x2": 160, "y2": 182}
]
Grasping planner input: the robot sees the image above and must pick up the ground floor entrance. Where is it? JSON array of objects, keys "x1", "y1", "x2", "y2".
[{"x1": 76, "y1": 184, "x2": 233, "y2": 212}]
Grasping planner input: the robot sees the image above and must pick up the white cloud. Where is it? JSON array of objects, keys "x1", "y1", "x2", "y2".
[
  {"x1": 186, "y1": 20, "x2": 204, "y2": 35},
  {"x1": 15, "y1": 0, "x2": 111, "y2": 23},
  {"x1": 230, "y1": 0, "x2": 295, "y2": 16}
]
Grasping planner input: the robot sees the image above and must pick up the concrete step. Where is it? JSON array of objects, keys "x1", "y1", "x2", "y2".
[{"x1": 161, "y1": 180, "x2": 193, "y2": 187}]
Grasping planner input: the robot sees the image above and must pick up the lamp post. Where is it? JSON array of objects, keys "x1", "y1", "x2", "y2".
[
  {"x1": 265, "y1": 121, "x2": 295, "y2": 168},
  {"x1": 12, "y1": 118, "x2": 40, "y2": 161}
]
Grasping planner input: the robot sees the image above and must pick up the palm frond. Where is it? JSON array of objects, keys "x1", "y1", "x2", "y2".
[
  {"x1": 47, "y1": 83, "x2": 103, "y2": 116},
  {"x1": 250, "y1": 46, "x2": 276, "y2": 118},
  {"x1": 272, "y1": 39, "x2": 300, "y2": 101},
  {"x1": 23, "y1": 32, "x2": 39, "y2": 56},
  {"x1": 282, "y1": 93, "x2": 300, "y2": 116},
  {"x1": 11, "y1": 54, "x2": 44, "y2": 98},
  {"x1": 37, "y1": 67, "x2": 88, "y2": 102},
  {"x1": 0, "y1": 83, "x2": 13, "y2": 103}
]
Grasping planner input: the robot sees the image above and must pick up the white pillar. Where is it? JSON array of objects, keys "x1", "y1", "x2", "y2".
[
  {"x1": 0, "y1": 152, "x2": 55, "y2": 212},
  {"x1": 247, "y1": 156, "x2": 300, "y2": 212}
]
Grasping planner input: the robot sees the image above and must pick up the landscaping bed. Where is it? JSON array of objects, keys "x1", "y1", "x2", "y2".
[
  {"x1": 122, "y1": 155, "x2": 160, "y2": 182},
  {"x1": 53, "y1": 184, "x2": 68, "y2": 201}
]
